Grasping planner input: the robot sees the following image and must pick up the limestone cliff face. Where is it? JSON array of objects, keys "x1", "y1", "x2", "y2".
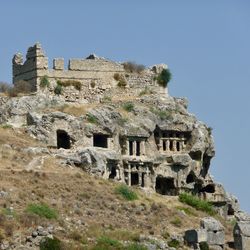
[{"x1": 0, "y1": 90, "x2": 238, "y2": 219}]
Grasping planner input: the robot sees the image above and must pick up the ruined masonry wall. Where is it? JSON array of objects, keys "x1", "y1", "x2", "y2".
[{"x1": 12, "y1": 43, "x2": 166, "y2": 102}]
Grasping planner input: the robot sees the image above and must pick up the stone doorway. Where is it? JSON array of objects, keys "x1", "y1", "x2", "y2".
[
  {"x1": 57, "y1": 130, "x2": 70, "y2": 149},
  {"x1": 109, "y1": 165, "x2": 117, "y2": 179},
  {"x1": 155, "y1": 176, "x2": 176, "y2": 195},
  {"x1": 131, "y1": 172, "x2": 139, "y2": 186},
  {"x1": 93, "y1": 134, "x2": 108, "y2": 148}
]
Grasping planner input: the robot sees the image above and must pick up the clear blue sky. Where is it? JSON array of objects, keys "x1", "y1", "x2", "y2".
[{"x1": 0, "y1": 1, "x2": 249, "y2": 212}]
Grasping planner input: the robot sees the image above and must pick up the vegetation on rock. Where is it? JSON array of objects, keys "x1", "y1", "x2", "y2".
[
  {"x1": 115, "y1": 185, "x2": 138, "y2": 201},
  {"x1": 86, "y1": 113, "x2": 99, "y2": 124},
  {"x1": 26, "y1": 203, "x2": 58, "y2": 219},
  {"x1": 155, "y1": 68, "x2": 172, "y2": 88},
  {"x1": 122, "y1": 102, "x2": 134, "y2": 112},
  {"x1": 40, "y1": 75, "x2": 50, "y2": 88},
  {"x1": 54, "y1": 84, "x2": 62, "y2": 95},
  {"x1": 57, "y1": 80, "x2": 81, "y2": 91},
  {"x1": 40, "y1": 237, "x2": 62, "y2": 250},
  {"x1": 200, "y1": 241, "x2": 210, "y2": 250},
  {"x1": 179, "y1": 193, "x2": 215, "y2": 215}
]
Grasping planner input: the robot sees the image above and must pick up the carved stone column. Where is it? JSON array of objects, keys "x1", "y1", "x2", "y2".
[
  {"x1": 173, "y1": 140, "x2": 177, "y2": 151},
  {"x1": 133, "y1": 141, "x2": 136, "y2": 156},
  {"x1": 141, "y1": 140, "x2": 145, "y2": 155},
  {"x1": 166, "y1": 139, "x2": 170, "y2": 151},
  {"x1": 139, "y1": 172, "x2": 142, "y2": 186},
  {"x1": 126, "y1": 140, "x2": 130, "y2": 155},
  {"x1": 128, "y1": 164, "x2": 131, "y2": 186}
]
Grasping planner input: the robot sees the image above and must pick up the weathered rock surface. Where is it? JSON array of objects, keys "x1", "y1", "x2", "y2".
[
  {"x1": 185, "y1": 217, "x2": 225, "y2": 249},
  {"x1": 234, "y1": 220, "x2": 250, "y2": 250}
]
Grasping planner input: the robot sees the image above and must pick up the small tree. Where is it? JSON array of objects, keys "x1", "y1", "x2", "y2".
[
  {"x1": 54, "y1": 84, "x2": 62, "y2": 95},
  {"x1": 156, "y1": 68, "x2": 172, "y2": 88}
]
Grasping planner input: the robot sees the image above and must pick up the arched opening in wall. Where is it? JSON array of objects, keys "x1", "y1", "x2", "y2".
[
  {"x1": 201, "y1": 184, "x2": 215, "y2": 193},
  {"x1": 109, "y1": 166, "x2": 116, "y2": 179},
  {"x1": 93, "y1": 134, "x2": 108, "y2": 148},
  {"x1": 186, "y1": 172, "x2": 196, "y2": 184},
  {"x1": 131, "y1": 172, "x2": 139, "y2": 186},
  {"x1": 155, "y1": 176, "x2": 176, "y2": 196},
  {"x1": 227, "y1": 204, "x2": 235, "y2": 216},
  {"x1": 57, "y1": 130, "x2": 71, "y2": 149}
]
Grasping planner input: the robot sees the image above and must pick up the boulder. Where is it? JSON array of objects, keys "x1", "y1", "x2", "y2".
[{"x1": 234, "y1": 221, "x2": 250, "y2": 250}]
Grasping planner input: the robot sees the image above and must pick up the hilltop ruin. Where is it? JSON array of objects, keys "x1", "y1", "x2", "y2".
[{"x1": 12, "y1": 43, "x2": 166, "y2": 103}]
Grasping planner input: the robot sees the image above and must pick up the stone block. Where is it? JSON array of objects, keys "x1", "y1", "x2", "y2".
[
  {"x1": 53, "y1": 58, "x2": 64, "y2": 70},
  {"x1": 234, "y1": 221, "x2": 250, "y2": 250},
  {"x1": 200, "y1": 217, "x2": 224, "y2": 232},
  {"x1": 207, "y1": 231, "x2": 225, "y2": 245},
  {"x1": 185, "y1": 229, "x2": 207, "y2": 243}
]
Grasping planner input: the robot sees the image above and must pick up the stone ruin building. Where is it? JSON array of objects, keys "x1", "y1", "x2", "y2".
[
  {"x1": 0, "y1": 43, "x2": 240, "y2": 222},
  {"x1": 12, "y1": 42, "x2": 166, "y2": 103}
]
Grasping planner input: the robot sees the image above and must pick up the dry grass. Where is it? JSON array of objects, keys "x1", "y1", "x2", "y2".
[
  {"x1": 0, "y1": 128, "x2": 234, "y2": 246},
  {"x1": 47, "y1": 103, "x2": 99, "y2": 117}
]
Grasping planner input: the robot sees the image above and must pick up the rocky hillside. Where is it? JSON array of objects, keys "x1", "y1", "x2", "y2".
[
  {"x1": 0, "y1": 126, "x2": 234, "y2": 250},
  {"x1": 0, "y1": 82, "x2": 249, "y2": 249}
]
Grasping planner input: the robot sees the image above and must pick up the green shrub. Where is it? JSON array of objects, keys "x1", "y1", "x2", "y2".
[
  {"x1": 115, "y1": 185, "x2": 138, "y2": 201},
  {"x1": 1, "y1": 208, "x2": 16, "y2": 217},
  {"x1": 90, "y1": 80, "x2": 96, "y2": 88},
  {"x1": 155, "y1": 68, "x2": 172, "y2": 88},
  {"x1": 207, "y1": 127, "x2": 213, "y2": 136},
  {"x1": 150, "y1": 107, "x2": 171, "y2": 120},
  {"x1": 167, "y1": 239, "x2": 180, "y2": 248},
  {"x1": 179, "y1": 193, "x2": 215, "y2": 215},
  {"x1": 139, "y1": 87, "x2": 153, "y2": 96},
  {"x1": 117, "y1": 79, "x2": 127, "y2": 88},
  {"x1": 54, "y1": 84, "x2": 62, "y2": 95},
  {"x1": 102, "y1": 96, "x2": 112, "y2": 103},
  {"x1": 40, "y1": 75, "x2": 50, "y2": 88},
  {"x1": 123, "y1": 62, "x2": 145, "y2": 74},
  {"x1": 40, "y1": 237, "x2": 62, "y2": 250},
  {"x1": 93, "y1": 236, "x2": 123, "y2": 250},
  {"x1": 57, "y1": 80, "x2": 81, "y2": 91},
  {"x1": 122, "y1": 102, "x2": 134, "y2": 112},
  {"x1": 176, "y1": 206, "x2": 197, "y2": 216},
  {"x1": 86, "y1": 113, "x2": 98, "y2": 124},
  {"x1": 26, "y1": 203, "x2": 58, "y2": 219},
  {"x1": 170, "y1": 217, "x2": 182, "y2": 227},
  {"x1": 200, "y1": 241, "x2": 209, "y2": 250},
  {"x1": 1, "y1": 124, "x2": 12, "y2": 129}
]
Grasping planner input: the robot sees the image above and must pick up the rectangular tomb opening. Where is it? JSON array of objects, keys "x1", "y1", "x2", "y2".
[{"x1": 93, "y1": 134, "x2": 108, "y2": 148}]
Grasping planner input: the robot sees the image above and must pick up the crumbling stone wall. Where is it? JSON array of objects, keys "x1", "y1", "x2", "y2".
[{"x1": 13, "y1": 43, "x2": 166, "y2": 102}]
